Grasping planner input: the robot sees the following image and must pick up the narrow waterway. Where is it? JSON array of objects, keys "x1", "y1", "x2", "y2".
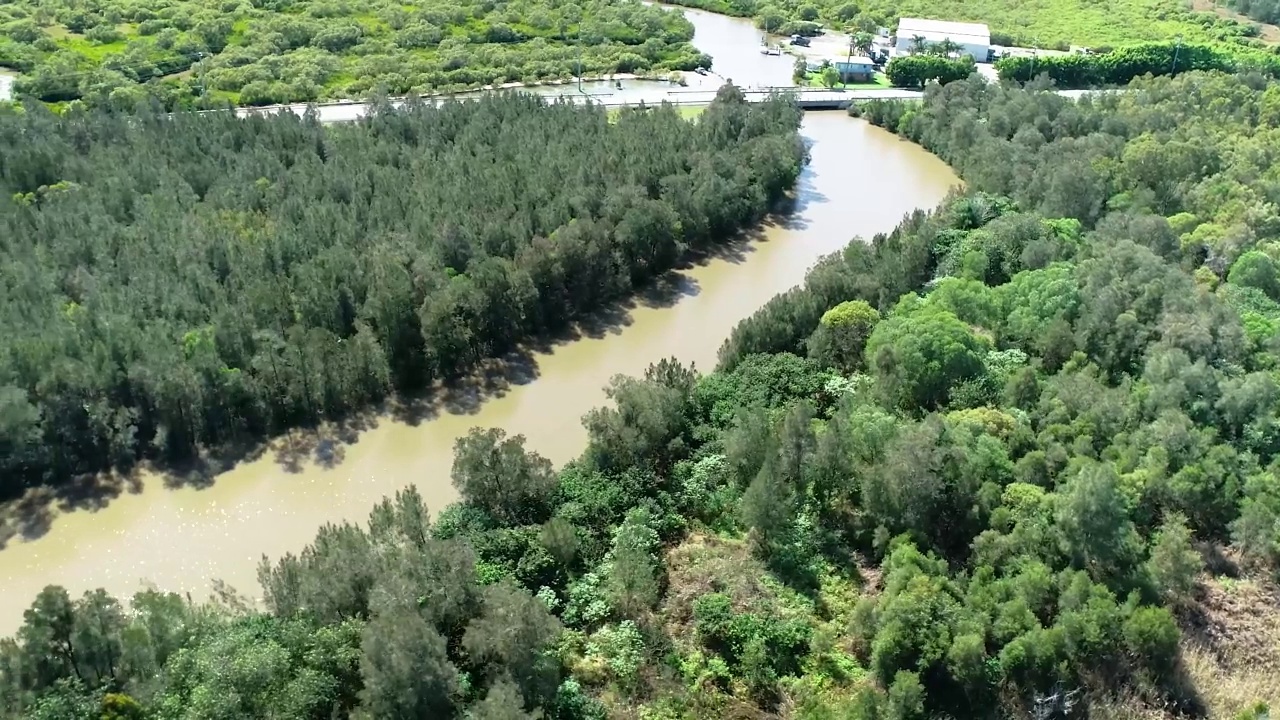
[{"x1": 0, "y1": 8, "x2": 959, "y2": 636}]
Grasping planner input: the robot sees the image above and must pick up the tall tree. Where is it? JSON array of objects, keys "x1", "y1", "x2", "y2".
[
  {"x1": 452, "y1": 428, "x2": 557, "y2": 526},
  {"x1": 359, "y1": 610, "x2": 459, "y2": 719}
]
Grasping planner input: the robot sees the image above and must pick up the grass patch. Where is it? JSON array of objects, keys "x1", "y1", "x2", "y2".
[
  {"x1": 665, "y1": 0, "x2": 1267, "y2": 50},
  {"x1": 58, "y1": 36, "x2": 128, "y2": 63},
  {"x1": 1180, "y1": 643, "x2": 1280, "y2": 718},
  {"x1": 607, "y1": 104, "x2": 705, "y2": 122},
  {"x1": 857, "y1": 0, "x2": 1244, "y2": 47},
  {"x1": 800, "y1": 70, "x2": 891, "y2": 89}
]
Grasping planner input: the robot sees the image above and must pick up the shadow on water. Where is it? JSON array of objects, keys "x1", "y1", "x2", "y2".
[
  {"x1": 0, "y1": 193, "x2": 802, "y2": 545},
  {"x1": 781, "y1": 173, "x2": 828, "y2": 230},
  {"x1": 0, "y1": 467, "x2": 146, "y2": 547}
]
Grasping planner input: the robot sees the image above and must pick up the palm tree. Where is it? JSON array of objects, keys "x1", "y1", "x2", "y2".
[
  {"x1": 909, "y1": 34, "x2": 928, "y2": 55},
  {"x1": 933, "y1": 38, "x2": 962, "y2": 58},
  {"x1": 854, "y1": 31, "x2": 875, "y2": 57}
]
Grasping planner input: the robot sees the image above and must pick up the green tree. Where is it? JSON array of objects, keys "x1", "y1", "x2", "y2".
[
  {"x1": 1146, "y1": 512, "x2": 1203, "y2": 609},
  {"x1": 471, "y1": 679, "x2": 541, "y2": 720},
  {"x1": 604, "y1": 509, "x2": 661, "y2": 619},
  {"x1": 540, "y1": 517, "x2": 580, "y2": 571},
  {"x1": 584, "y1": 365, "x2": 692, "y2": 473},
  {"x1": 360, "y1": 610, "x2": 458, "y2": 718},
  {"x1": 741, "y1": 457, "x2": 797, "y2": 561},
  {"x1": 463, "y1": 582, "x2": 564, "y2": 708},
  {"x1": 887, "y1": 670, "x2": 926, "y2": 720},
  {"x1": 1122, "y1": 606, "x2": 1180, "y2": 677},
  {"x1": 865, "y1": 301, "x2": 990, "y2": 411},
  {"x1": 807, "y1": 300, "x2": 880, "y2": 372},
  {"x1": 821, "y1": 65, "x2": 841, "y2": 88},
  {"x1": 1056, "y1": 462, "x2": 1143, "y2": 587},
  {"x1": 1228, "y1": 250, "x2": 1280, "y2": 301},
  {"x1": 452, "y1": 428, "x2": 557, "y2": 526}
]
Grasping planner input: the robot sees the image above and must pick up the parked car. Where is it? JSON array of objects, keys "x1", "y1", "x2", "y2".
[{"x1": 790, "y1": 35, "x2": 811, "y2": 47}]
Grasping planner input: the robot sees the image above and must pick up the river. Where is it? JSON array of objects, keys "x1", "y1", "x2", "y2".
[{"x1": 0, "y1": 8, "x2": 959, "y2": 636}]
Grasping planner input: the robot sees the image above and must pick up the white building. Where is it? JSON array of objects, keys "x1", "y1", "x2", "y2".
[{"x1": 893, "y1": 18, "x2": 991, "y2": 61}]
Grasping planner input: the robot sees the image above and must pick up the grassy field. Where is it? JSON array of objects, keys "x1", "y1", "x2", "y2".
[
  {"x1": 857, "y1": 0, "x2": 1262, "y2": 47},
  {"x1": 664, "y1": 0, "x2": 1268, "y2": 50}
]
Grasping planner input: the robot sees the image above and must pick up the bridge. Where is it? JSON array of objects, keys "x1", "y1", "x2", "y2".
[{"x1": 232, "y1": 87, "x2": 1104, "y2": 124}]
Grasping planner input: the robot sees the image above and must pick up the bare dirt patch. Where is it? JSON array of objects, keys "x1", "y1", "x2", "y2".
[
  {"x1": 661, "y1": 532, "x2": 776, "y2": 632},
  {"x1": 1184, "y1": 574, "x2": 1280, "y2": 672},
  {"x1": 1177, "y1": 570, "x2": 1280, "y2": 717}
]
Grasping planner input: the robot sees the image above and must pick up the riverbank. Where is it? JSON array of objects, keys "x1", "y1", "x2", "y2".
[{"x1": 0, "y1": 4, "x2": 959, "y2": 637}]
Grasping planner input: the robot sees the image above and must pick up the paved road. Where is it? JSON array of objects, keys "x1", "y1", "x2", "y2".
[{"x1": 231, "y1": 86, "x2": 1108, "y2": 124}]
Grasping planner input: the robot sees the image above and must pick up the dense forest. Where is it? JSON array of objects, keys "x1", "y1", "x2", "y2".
[
  {"x1": 0, "y1": 0, "x2": 708, "y2": 106},
  {"x1": 0, "y1": 87, "x2": 806, "y2": 501},
  {"x1": 5, "y1": 71, "x2": 1280, "y2": 719}
]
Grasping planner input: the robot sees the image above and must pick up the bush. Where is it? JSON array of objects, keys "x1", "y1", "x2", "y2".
[
  {"x1": 84, "y1": 24, "x2": 124, "y2": 44},
  {"x1": 885, "y1": 55, "x2": 976, "y2": 88}
]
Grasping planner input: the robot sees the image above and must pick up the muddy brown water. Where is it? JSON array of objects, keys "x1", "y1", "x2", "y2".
[{"x1": 0, "y1": 10, "x2": 959, "y2": 636}]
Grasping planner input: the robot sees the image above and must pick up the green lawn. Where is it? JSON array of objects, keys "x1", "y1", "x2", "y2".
[{"x1": 801, "y1": 70, "x2": 891, "y2": 89}]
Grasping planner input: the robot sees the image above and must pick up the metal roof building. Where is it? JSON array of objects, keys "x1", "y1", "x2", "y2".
[{"x1": 894, "y1": 18, "x2": 991, "y2": 61}]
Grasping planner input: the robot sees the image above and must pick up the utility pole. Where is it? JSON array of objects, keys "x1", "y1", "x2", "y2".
[
  {"x1": 577, "y1": 24, "x2": 584, "y2": 95},
  {"x1": 1029, "y1": 36, "x2": 1039, "y2": 82},
  {"x1": 845, "y1": 34, "x2": 854, "y2": 88},
  {"x1": 1172, "y1": 34, "x2": 1182, "y2": 74},
  {"x1": 195, "y1": 51, "x2": 207, "y2": 108}
]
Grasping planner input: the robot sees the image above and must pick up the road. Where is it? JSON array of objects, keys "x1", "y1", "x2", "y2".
[{"x1": 231, "y1": 86, "x2": 1108, "y2": 124}]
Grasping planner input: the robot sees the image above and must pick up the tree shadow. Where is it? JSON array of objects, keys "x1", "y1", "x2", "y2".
[
  {"x1": 0, "y1": 463, "x2": 155, "y2": 545},
  {"x1": 1162, "y1": 653, "x2": 1210, "y2": 718},
  {"x1": 678, "y1": 235, "x2": 757, "y2": 267},
  {"x1": 778, "y1": 173, "x2": 827, "y2": 230},
  {"x1": 1198, "y1": 541, "x2": 1239, "y2": 578},
  {"x1": 267, "y1": 409, "x2": 384, "y2": 474},
  {"x1": 159, "y1": 434, "x2": 271, "y2": 489},
  {"x1": 0, "y1": 489, "x2": 54, "y2": 547}
]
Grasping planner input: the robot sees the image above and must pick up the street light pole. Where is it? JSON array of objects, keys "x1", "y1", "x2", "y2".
[{"x1": 1172, "y1": 34, "x2": 1182, "y2": 74}]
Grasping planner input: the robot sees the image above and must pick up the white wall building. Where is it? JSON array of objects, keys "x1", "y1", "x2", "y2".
[{"x1": 893, "y1": 18, "x2": 991, "y2": 61}]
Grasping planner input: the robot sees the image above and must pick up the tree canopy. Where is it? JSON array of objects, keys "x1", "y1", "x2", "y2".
[
  {"x1": 0, "y1": 87, "x2": 804, "y2": 500},
  {"x1": 0, "y1": 0, "x2": 709, "y2": 107}
]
